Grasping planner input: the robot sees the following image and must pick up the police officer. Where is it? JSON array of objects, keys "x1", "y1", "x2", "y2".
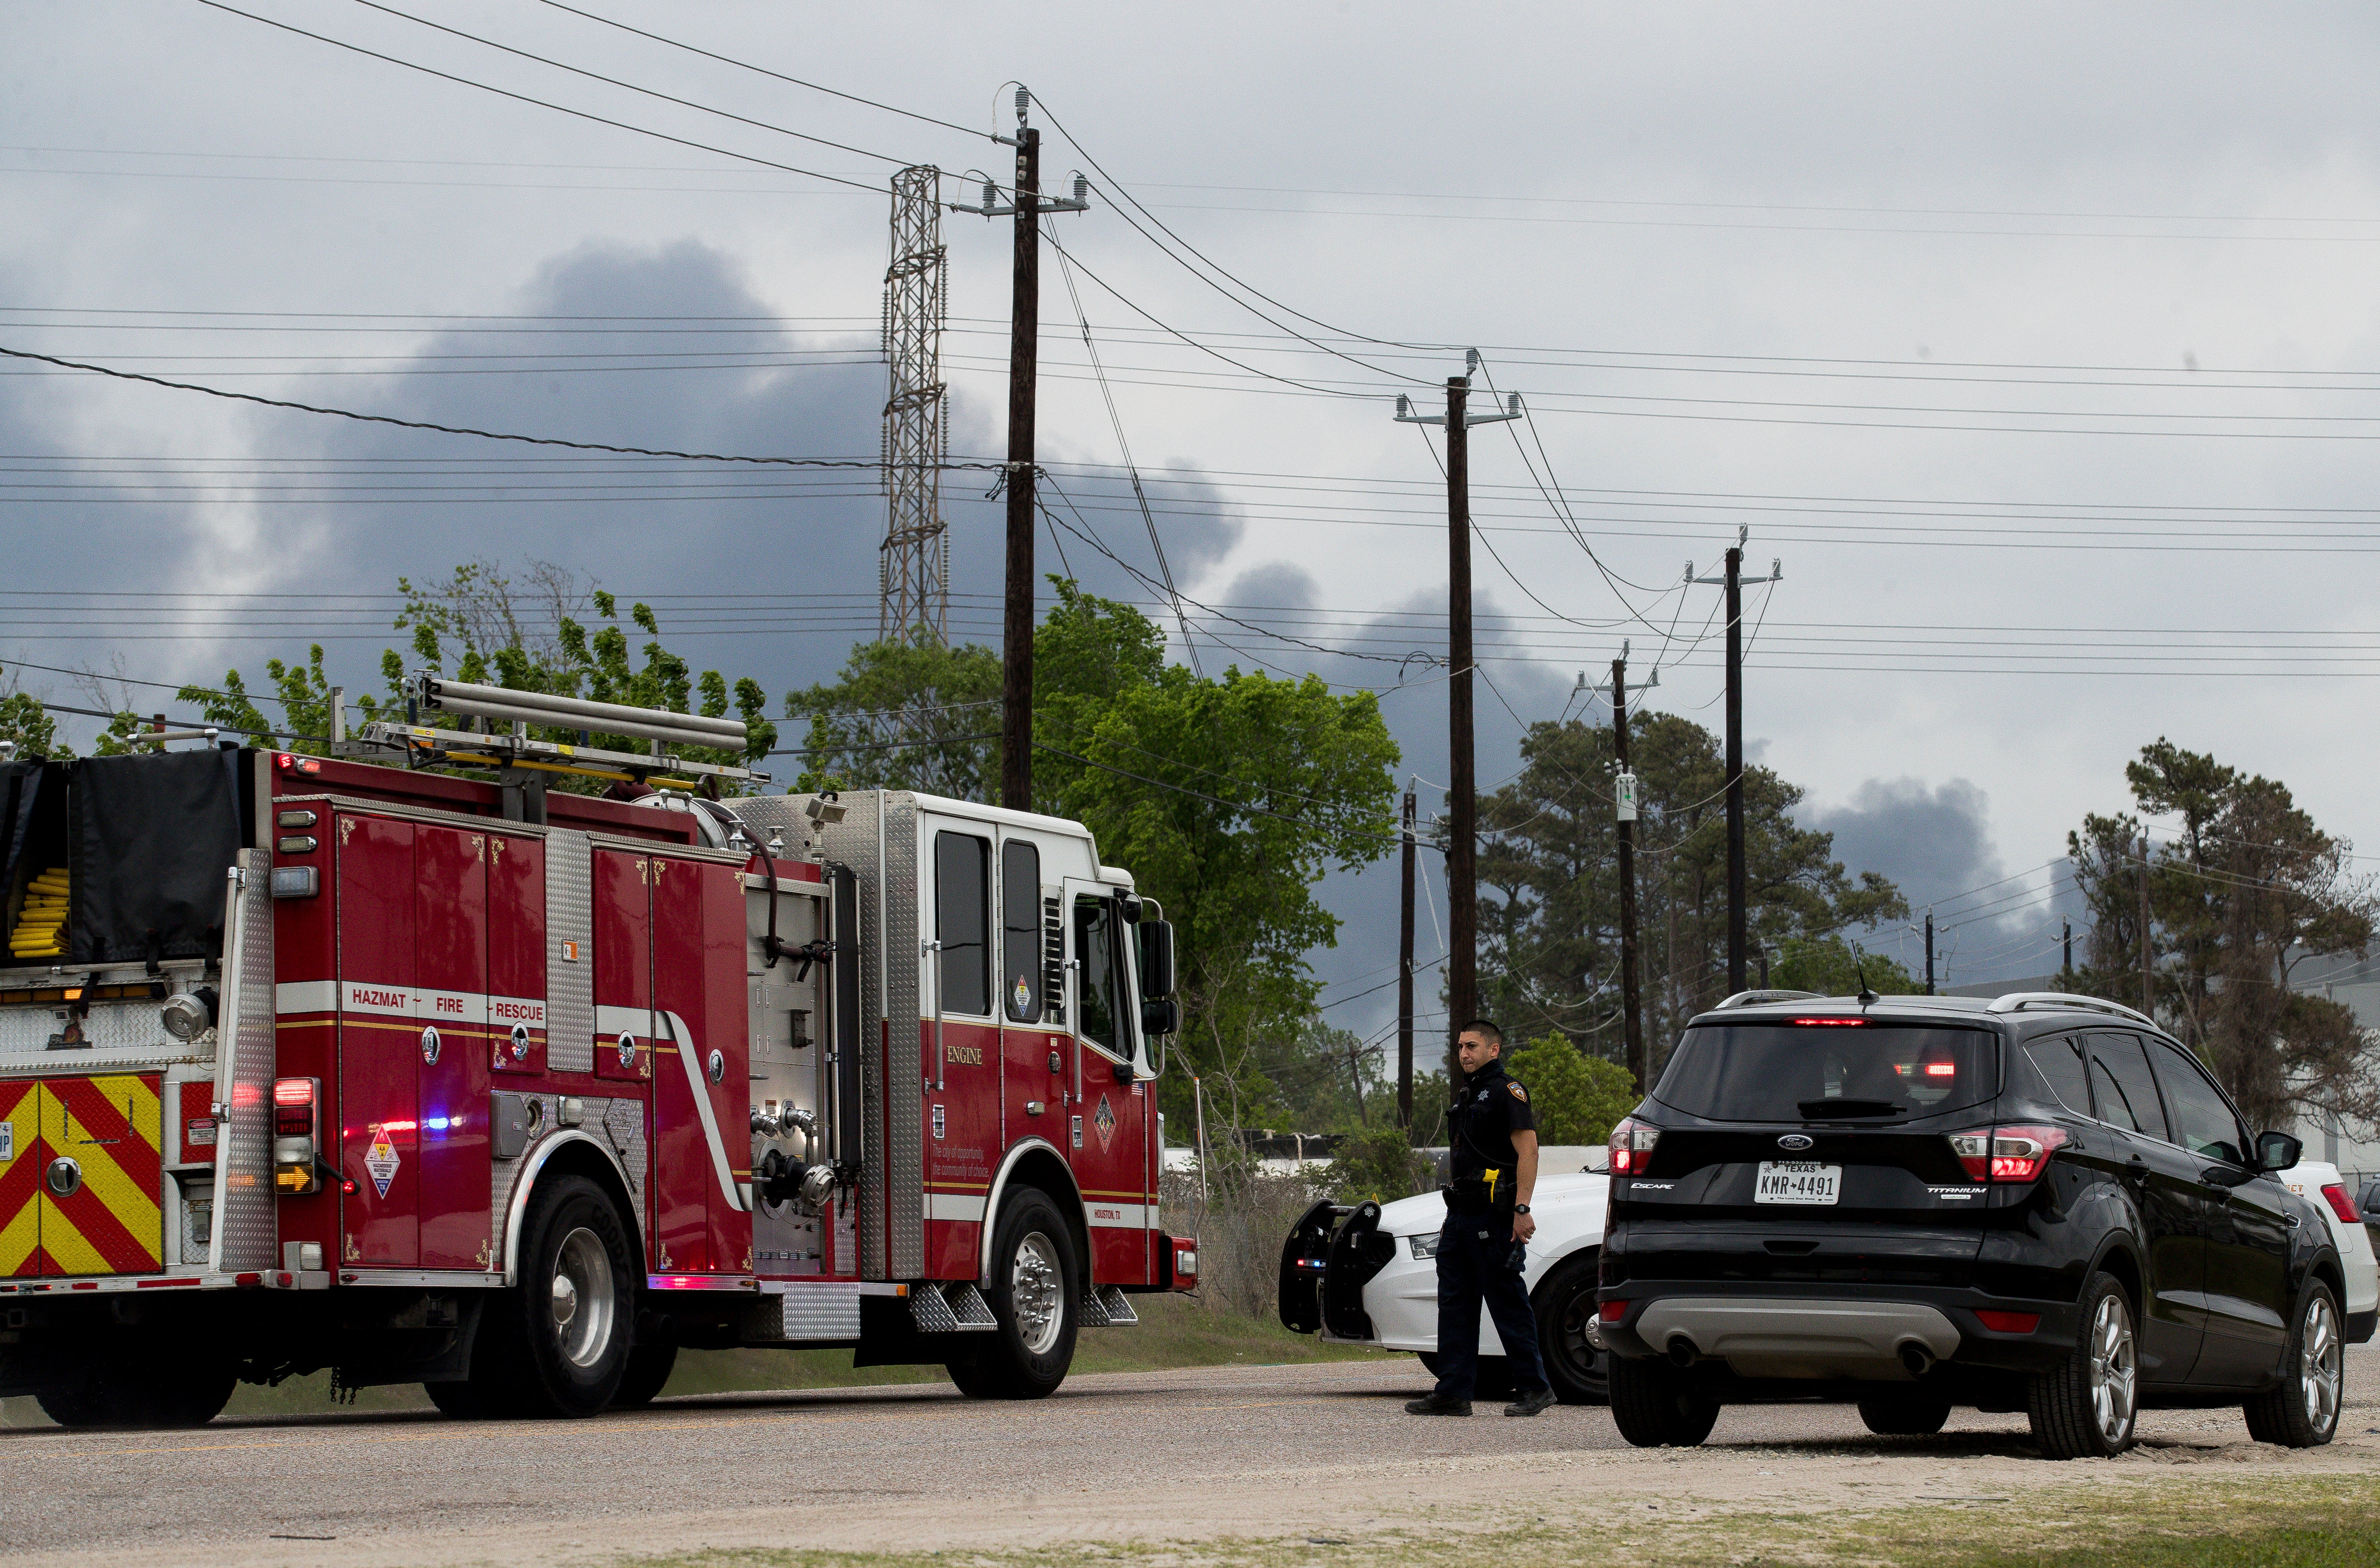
[{"x1": 1405, "y1": 1018, "x2": 1556, "y2": 1417}]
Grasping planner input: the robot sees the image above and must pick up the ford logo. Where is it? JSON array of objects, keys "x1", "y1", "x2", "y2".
[{"x1": 1777, "y1": 1134, "x2": 1815, "y2": 1152}]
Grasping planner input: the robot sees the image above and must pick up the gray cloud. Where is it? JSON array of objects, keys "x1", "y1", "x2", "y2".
[{"x1": 1805, "y1": 776, "x2": 2002, "y2": 910}]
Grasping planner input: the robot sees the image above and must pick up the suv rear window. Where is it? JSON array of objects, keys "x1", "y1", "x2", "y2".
[{"x1": 1653, "y1": 1022, "x2": 1999, "y2": 1122}]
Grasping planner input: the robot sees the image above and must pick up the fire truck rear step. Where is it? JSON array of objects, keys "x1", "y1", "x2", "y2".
[
  {"x1": 907, "y1": 1280, "x2": 998, "y2": 1334},
  {"x1": 1080, "y1": 1284, "x2": 1139, "y2": 1327}
]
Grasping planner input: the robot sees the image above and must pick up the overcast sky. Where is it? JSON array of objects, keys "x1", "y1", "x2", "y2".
[{"x1": 6, "y1": 2, "x2": 2378, "y2": 1047}]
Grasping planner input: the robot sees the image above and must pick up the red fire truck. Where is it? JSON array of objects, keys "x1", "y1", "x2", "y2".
[{"x1": 0, "y1": 681, "x2": 1194, "y2": 1426}]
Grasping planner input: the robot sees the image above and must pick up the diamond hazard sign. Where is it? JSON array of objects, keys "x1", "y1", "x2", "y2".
[{"x1": 363, "y1": 1124, "x2": 400, "y2": 1197}]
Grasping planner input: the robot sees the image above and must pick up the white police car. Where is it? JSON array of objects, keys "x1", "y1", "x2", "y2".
[{"x1": 1278, "y1": 1149, "x2": 1611, "y2": 1401}]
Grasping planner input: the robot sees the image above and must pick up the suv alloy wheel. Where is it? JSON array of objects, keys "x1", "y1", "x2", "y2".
[
  {"x1": 2244, "y1": 1280, "x2": 2344, "y2": 1447},
  {"x1": 2026, "y1": 1271, "x2": 2137, "y2": 1459}
]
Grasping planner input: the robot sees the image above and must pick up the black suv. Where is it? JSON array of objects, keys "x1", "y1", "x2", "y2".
[{"x1": 1596, "y1": 990, "x2": 2356, "y2": 1459}]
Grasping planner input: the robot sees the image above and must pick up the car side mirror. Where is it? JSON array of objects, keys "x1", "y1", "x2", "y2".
[
  {"x1": 2254, "y1": 1130, "x2": 2301, "y2": 1173},
  {"x1": 2361, "y1": 1178, "x2": 2380, "y2": 1219}
]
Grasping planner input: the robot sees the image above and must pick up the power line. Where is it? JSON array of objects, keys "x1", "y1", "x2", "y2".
[
  {"x1": 0, "y1": 343, "x2": 1003, "y2": 470},
  {"x1": 340, "y1": 0, "x2": 916, "y2": 166},
  {"x1": 190, "y1": 0, "x2": 889, "y2": 194}
]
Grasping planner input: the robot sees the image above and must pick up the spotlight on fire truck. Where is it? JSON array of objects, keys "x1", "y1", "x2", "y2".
[
  {"x1": 410, "y1": 676, "x2": 750, "y2": 753},
  {"x1": 804, "y1": 792, "x2": 846, "y2": 826}
]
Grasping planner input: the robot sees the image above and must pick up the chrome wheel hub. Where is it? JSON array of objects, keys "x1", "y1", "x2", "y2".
[
  {"x1": 549, "y1": 1226, "x2": 615, "y2": 1369},
  {"x1": 2300, "y1": 1294, "x2": 2342, "y2": 1436},
  {"x1": 2087, "y1": 1293, "x2": 2137, "y2": 1445},
  {"x1": 1010, "y1": 1231, "x2": 1064, "y2": 1356}
]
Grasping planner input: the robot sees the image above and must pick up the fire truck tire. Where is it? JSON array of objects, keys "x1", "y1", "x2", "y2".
[
  {"x1": 478, "y1": 1175, "x2": 637, "y2": 1418},
  {"x1": 612, "y1": 1340, "x2": 679, "y2": 1409},
  {"x1": 946, "y1": 1189, "x2": 1078, "y2": 1400},
  {"x1": 34, "y1": 1348, "x2": 236, "y2": 1429}
]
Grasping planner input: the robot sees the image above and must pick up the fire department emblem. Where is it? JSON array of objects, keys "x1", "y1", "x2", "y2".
[
  {"x1": 363, "y1": 1123, "x2": 400, "y2": 1197},
  {"x1": 1013, "y1": 977, "x2": 1032, "y2": 1014},
  {"x1": 1093, "y1": 1092, "x2": 1117, "y2": 1151}
]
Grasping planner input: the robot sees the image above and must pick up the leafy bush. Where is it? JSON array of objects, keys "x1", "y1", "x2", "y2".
[{"x1": 1503, "y1": 1034, "x2": 1641, "y2": 1146}]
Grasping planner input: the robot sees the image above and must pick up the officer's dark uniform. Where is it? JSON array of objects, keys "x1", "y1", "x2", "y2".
[{"x1": 1430, "y1": 1057, "x2": 1550, "y2": 1403}]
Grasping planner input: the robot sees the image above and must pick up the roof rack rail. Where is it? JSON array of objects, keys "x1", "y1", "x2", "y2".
[
  {"x1": 1715, "y1": 989, "x2": 1822, "y2": 1008},
  {"x1": 1983, "y1": 991, "x2": 2153, "y2": 1026}
]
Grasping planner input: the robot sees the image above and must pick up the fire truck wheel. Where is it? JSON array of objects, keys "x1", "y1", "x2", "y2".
[
  {"x1": 611, "y1": 1340, "x2": 679, "y2": 1409},
  {"x1": 479, "y1": 1174, "x2": 637, "y2": 1418},
  {"x1": 35, "y1": 1348, "x2": 236, "y2": 1429},
  {"x1": 947, "y1": 1189, "x2": 1078, "y2": 1400}
]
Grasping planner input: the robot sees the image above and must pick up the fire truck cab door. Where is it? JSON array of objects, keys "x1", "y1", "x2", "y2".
[{"x1": 1062, "y1": 881, "x2": 1154, "y2": 1287}]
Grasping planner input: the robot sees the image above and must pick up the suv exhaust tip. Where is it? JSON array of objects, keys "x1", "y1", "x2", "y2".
[
  {"x1": 1898, "y1": 1342, "x2": 1934, "y2": 1377},
  {"x1": 1667, "y1": 1335, "x2": 1699, "y2": 1367}
]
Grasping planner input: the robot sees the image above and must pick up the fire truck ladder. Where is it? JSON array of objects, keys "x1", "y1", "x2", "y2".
[{"x1": 335, "y1": 676, "x2": 767, "y2": 819}]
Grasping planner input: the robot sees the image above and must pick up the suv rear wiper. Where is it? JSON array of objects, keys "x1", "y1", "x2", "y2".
[{"x1": 1796, "y1": 1098, "x2": 1906, "y2": 1119}]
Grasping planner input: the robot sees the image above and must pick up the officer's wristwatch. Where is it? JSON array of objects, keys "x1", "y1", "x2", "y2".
[{"x1": 1512, "y1": 1204, "x2": 1531, "y2": 1214}]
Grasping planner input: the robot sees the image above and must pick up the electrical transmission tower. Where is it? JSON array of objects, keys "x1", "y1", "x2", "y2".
[{"x1": 880, "y1": 164, "x2": 950, "y2": 646}]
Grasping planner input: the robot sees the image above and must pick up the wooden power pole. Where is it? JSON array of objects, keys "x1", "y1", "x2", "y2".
[
  {"x1": 1394, "y1": 371, "x2": 1517, "y2": 1086},
  {"x1": 1613, "y1": 656, "x2": 1646, "y2": 1092},
  {"x1": 1397, "y1": 784, "x2": 1416, "y2": 1129},
  {"x1": 953, "y1": 90, "x2": 1085, "y2": 813}
]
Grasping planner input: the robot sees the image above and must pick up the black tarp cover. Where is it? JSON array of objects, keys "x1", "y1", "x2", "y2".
[{"x1": 68, "y1": 751, "x2": 242, "y2": 964}]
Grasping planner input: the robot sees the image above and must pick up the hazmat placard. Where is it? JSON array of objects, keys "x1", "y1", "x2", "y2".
[{"x1": 363, "y1": 1124, "x2": 400, "y2": 1197}]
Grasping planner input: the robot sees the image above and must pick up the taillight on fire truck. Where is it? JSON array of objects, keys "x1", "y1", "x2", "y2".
[{"x1": 273, "y1": 1077, "x2": 322, "y2": 1195}]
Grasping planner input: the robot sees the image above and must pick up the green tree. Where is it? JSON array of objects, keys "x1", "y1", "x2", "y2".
[
  {"x1": 0, "y1": 689, "x2": 69, "y2": 760},
  {"x1": 179, "y1": 559, "x2": 774, "y2": 786},
  {"x1": 1505, "y1": 1033, "x2": 1641, "y2": 1146},
  {"x1": 1477, "y1": 714, "x2": 1907, "y2": 1072},
  {"x1": 2069, "y1": 738, "x2": 2378, "y2": 1132},
  {"x1": 1769, "y1": 934, "x2": 1922, "y2": 997},
  {"x1": 1327, "y1": 1120, "x2": 1433, "y2": 1203},
  {"x1": 789, "y1": 580, "x2": 1402, "y2": 1138},
  {"x1": 785, "y1": 639, "x2": 1002, "y2": 798}
]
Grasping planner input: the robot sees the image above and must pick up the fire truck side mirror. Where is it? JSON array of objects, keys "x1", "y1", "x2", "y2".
[
  {"x1": 1136, "y1": 919, "x2": 1175, "y2": 1001},
  {"x1": 1140, "y1": 997, "x2": 1180, "y2": 1039}
]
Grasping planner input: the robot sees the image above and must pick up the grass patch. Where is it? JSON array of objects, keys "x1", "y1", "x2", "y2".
[{"x1": 609, "y1": 1477, "x2": 2380, "y2": 1568}]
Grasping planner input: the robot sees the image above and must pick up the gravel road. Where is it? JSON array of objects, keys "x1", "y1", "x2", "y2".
[{"x1": 2, "y1": 1345, "x2": 2373, "y2": 1566}]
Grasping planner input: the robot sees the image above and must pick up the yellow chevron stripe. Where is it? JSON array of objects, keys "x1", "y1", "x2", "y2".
[{"x1": 37, "y1": 1077, "x2": 162, "y2": 1276}]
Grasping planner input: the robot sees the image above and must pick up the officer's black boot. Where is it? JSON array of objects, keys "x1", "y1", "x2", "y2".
[
  {"x1": 1404, "y1": 1392, "x2": 1472, "y2": 1416},
  {"x1": 1505, "y1": 1386, "x2": 1558, "y2": 1417}
]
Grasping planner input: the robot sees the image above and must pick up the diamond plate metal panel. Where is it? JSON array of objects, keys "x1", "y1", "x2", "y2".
[
  {"x1": 909, "y1": 1282, "x2": 959, "y2": 1334},
  {"x1": 744, "y1": 1281, "x2": 862, "y2": 1340},
  {"x1": 212, "y1": 853, "x2": 276, "y2": 1272},
  {"x1": 489, "y1": 1095, "x2": 647, "y2": 1267},
  {"x1": 805, "y1": 791, "x2": 894, "y2": 1280},
  {"x1": 879, "y1": 794, "x2": 920, "y2": 1280},
  {"x1": 947, "y1": 1281, "x2": 997, "y2": 1326},
  {"x1": 545, "y1": 829, "x2": 594, "y2": 1074},
  {"x1": 1097, "y1": 1284, "x2": 1138, "y2": 1326},
  {"x1": 0, "y1": 994, "x2": 211, "y2": 1063}
]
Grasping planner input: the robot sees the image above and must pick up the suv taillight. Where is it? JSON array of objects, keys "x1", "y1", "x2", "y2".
[
  {"x1": 2320, "y1": 1184, "x2": 2361, "y2": 1225},
  {"x1": 1946, "y1": 1124, "x2": 2067, "y2": 1184},
  {"x1": 1609, "y1": 1116, "x2": 1660, "y2": 1176}
]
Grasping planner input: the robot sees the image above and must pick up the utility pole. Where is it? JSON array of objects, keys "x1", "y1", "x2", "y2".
[
  {"x1": 2062, "y1": 917, "x2": 2072, "y2": 976},
  {"x1": 1691, "y1": 535, "x2": 1781, "y2": 996},
  {"x1": 2138, "y1": 832, "x2": 2153, "y2": 1016},
  {"x1": 1397, "y1": 783, "x2": 1416, "y2": 1130},
  {"x1": 1924, "y1": 909, "x2": 1935, "y2": 995},
  {"x1": 1395, "y1": 361, "x2": 1517, "y2": 1083},
  {"x1": 1612, "y1": 655, "x2": 1647, "y2": 1092},
  {"x1": 953, "y1": 89, "x2": 1086, "y2": 813}
]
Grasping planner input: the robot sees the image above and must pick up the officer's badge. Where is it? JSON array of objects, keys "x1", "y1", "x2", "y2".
[{"x1": 1508, "y1": 1083, "x2": 1528, "y2": 1102}]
